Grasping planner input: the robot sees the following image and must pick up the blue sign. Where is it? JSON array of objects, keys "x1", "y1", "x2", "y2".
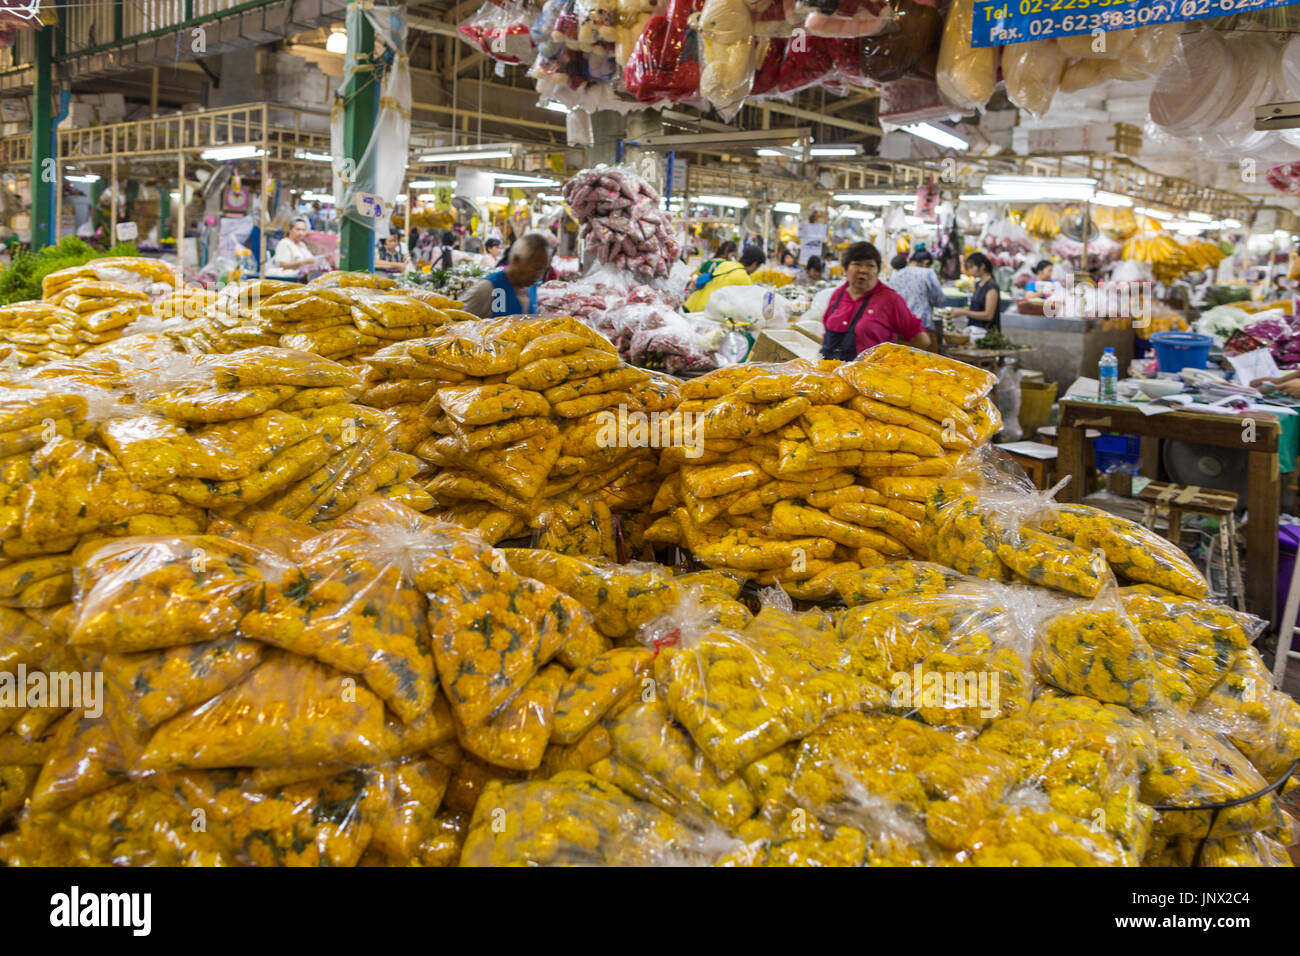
[{"x1": 971, "y1": 0, "x2": 1298, "y2": 48}]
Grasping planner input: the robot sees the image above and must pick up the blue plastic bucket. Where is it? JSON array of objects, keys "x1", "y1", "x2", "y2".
[{"x1": 1150, "y1": 331, "x2": 1213, "y2": 372}]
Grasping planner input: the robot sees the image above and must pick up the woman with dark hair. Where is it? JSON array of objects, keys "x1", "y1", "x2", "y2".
[
  {"x1": 796, "y1": 255, "x2": 824, "y2": 286},
  {"x1": 951, "y1": 252, "x2": 1002, "y2": 330},
  {"x1": 437, "y1": 230, "x2": 457, "y2": 271},
  {"x1": 715, "y1": 240, "x2": 739, "y2": 261},
  {"x1": 819, "y1": 241, "x2": 929, "y2": 360},
  {"x1": 1024, "y1": 258, "x2": 1056, "y2": 299},
  {"x1": 480, "y1": 237, "x2": 503, "y2": 269},
  {"x1": 890, "y1": 252, "x2": 910, "y2": 272},
  {"x1": 780, "y1": 249, "x2": 798, "y2": 269}
]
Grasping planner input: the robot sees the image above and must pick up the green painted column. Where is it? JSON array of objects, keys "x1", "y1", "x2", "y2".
[
  {"x1": 30, "y1": 26, "x2": 53, "y2": 252},
  {"x1": 338, "y1": 2, "x2": 376, "y2": 272},
  {"x1": 160, "y1": 186, "x2": 170, "y2": 241}
]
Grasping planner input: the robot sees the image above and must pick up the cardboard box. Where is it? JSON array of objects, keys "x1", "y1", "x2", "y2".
[{"x1": 749, "y1": 330, "x2": 822, "y2": 363}]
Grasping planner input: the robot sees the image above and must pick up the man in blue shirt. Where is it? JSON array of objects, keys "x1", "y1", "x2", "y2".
[
  {"x1": 887, "y1": 248, "x2": 947, "y2": 330},
  {"x1": 461, "y1": 232, "x2": 554, "y2": 317}
]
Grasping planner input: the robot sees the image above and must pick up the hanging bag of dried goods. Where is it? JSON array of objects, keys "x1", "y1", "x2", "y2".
[{"x1": 935, "y1": 0, "x2": 996, "y2": 112}]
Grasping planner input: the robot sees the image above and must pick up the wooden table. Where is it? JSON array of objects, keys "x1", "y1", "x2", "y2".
[
  {"x1": 1057, "y1": 400, "x2": 1281, "y2": 621},
  {"x1": 945, "y1": 346, "x2": 1036, "y2": 370}
]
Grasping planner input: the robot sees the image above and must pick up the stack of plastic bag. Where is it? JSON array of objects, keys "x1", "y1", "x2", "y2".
[
  {"x1": 561, "y1": 166, "x2": 681, "y2": 280},
  {"x1": 0, "y1": 500, "x2": 628, "y2": 866},
  {"x1": 360, "y1": 316, "x2": 675, "y2": 552},
  {"x1": 645, "y1": 346, "x2": 999, "y2": 597}
]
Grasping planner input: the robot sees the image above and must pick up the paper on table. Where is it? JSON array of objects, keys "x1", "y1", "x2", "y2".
[
  {"x1": 1227, "y1": 348, "x2": 1281, "y2": 386},
  {"x1": 995, "y1": 441, "x2": 1060, "y2": 460},
  {"x1": 1064, "y1": 376, "x2": 1099, "y2": 400}
]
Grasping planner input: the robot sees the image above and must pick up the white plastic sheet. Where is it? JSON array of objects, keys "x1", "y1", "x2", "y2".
[{"x1": 330, "y1": 4, "x2": 411, "y2": 234}]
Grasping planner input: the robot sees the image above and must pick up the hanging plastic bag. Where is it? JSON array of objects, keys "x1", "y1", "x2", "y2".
[{"x1": 459, "y1": 2, "x2": 540, "y2": 64}]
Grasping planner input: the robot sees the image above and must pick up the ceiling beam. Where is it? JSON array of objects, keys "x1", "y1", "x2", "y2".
[{"x1": 758, "y1": 100, "x2": 882, "y2": 137}]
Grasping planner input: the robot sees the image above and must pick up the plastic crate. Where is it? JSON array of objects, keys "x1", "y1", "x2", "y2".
[{"x1": 1093, "y1": 433, "x2": 1140, "y2": 473}]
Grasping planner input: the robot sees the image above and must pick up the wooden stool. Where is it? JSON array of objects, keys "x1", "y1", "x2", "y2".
[
  {"x1": 1004, "y1": 449, "x2": 1056, "y2": 490},
  {"x1": 1138, "y1": 481, "x2": 1244, "y2": 611}
]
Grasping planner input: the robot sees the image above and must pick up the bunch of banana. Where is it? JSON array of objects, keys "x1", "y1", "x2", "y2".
[
  {"x1": 1094, "y1": 207, "x2": 1137, "y2": 242},
  {"x1": 1023, "y1": 205, "x2": 1060, "y2": 240}
]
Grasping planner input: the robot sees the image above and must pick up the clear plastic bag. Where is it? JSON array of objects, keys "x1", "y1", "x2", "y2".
[
  {"x1": 458, "y1": 1, "x2": 539, "y2": 64},
  {"x1": 458, "y1": 770, "x2": 705, "y2": 865},
  {"x1": 1120, "y1": 586, "x2": 1258, "y2": 709},
  {"x1": 1031, "y1": 585, "x2": 1164, "y2": 712},
  {"x1": 697, "y1": 0, "x2": 758, "y2": 119},
  {"x1": 595, "y1": 697, "x2": 758, "y2": 829},
  {"x1": 1142, "y1": 710, "x2": 1288, "y2": 842},
  {"x1": 623, "y1": 0, "x2": 705, "y2": 106},
  {"x1": 789, "y1": 711, "x2": 1016, "y2": 851},
  {"x1": 650, "y1": 604, "x2": 889, "y2": 774},
  {"x1": 501, "y1": 549, "x2": 679, "y2": 639},
  {"x1": 137, "y1": 650, "x2": 391, "y2": 770},
  {"x1": 1001, "y1": 38, "x2": 1065, "y2": 118},
  {"x1": 1039, "y1": 502, "x2": 1209, "y2": 598},
  {"x1": 1193, "y1": 649, "x2": 1300, "y2": 784},
  {"x1": 935, "y1": 0, "x2": 996, "y2": 112},
  {"x1": 237, "y1": 520, "x2": 435, "y2": 724},
  {"x1": 70, "y1": 535, "x2": 269, "y2": 652}
]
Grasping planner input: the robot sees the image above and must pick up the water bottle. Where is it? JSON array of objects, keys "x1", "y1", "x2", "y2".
[{"x1": 1099, "y1": 347, "x2": 1118, "y2": 402}]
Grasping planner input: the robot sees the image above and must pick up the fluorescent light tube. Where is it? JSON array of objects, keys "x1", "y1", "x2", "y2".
[
  {"x1": 902, "y1": 123, "x2": 969, "y2": 151},
  {"x1": 417, "y1": 147, "x2": 515, "y2": 162},
  {"x1": 201, "y1": 145, "x2": 264, "y2": 161},
  {"x1": 833, "y1": 193, "x2": 910, "y2": 204},
  {"x1": 773, "y1": 202, "x2": 802, "y2": 214},
  {"x1": 695, "y1": 194, "x2": 749, "y2": 208}
]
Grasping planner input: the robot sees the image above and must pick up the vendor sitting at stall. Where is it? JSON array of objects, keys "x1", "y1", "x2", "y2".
[
  {"x1": 796, "y1": 255, "x2": 825, "y2": 286},
  {"x1": 460, "y1": 231, "x2": 553, "y2": 317},
  {"x1": 819, "y1": 241, "x2": 930, "y2": 360},
  {"x1": 1023, "y1": 259, "x2": 1056, "y2": 300},
  {"x1": 950, "y1": 252, "x2": 1003, "y2": 331},
  {"x1": 375, "y1": 229, "x2": 409, "y2": 273},
  {"x1": 685, "y1": 245, "x2": 763, "y2": 312},
  {"x1": 266, "y1": 217, "x2": 316, "y2": 281}
]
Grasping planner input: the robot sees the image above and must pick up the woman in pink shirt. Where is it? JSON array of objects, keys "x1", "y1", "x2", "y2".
[{"x1": 820, "y1": 241, "x2": 931, "y2": 361}]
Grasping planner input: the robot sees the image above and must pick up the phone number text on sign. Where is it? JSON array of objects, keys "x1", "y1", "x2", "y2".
[{"x1": 971, "y1": 0, "x2": 1289, "y2": 47}]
